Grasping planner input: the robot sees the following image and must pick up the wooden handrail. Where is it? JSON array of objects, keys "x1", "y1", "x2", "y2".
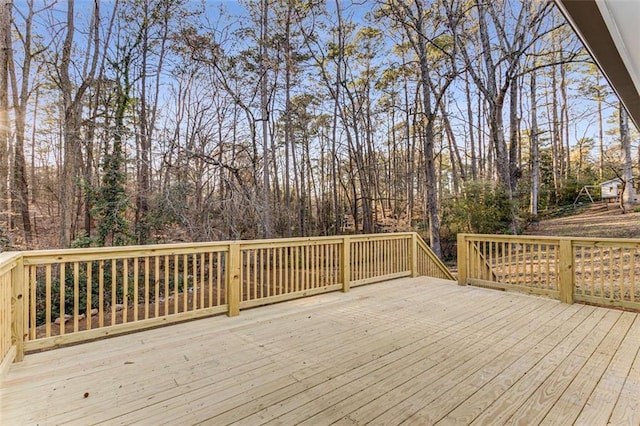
[
  {"x1": 457, "y1": 233, "x2": 640, "y2": 312},
  {"x1": 0, "y1": 232, "x2": 451, "y2": 366},
  {"x1": 0, "y1": 253, "x2": 22, "y2": 378},
  {"x1": 416, "y1": 235, "x2": 455, "y2": 280}
]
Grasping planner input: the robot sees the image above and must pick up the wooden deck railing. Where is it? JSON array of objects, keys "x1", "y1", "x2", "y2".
[
  {"x1": 0, "y1": 252, "x2": 22, "y2": 378},
  {"x1": 0, "y1": 232, "x2": 452, "y2": 368},
  {"x1": 457, "y1": 233, "x2": 640, "y2": 311}
]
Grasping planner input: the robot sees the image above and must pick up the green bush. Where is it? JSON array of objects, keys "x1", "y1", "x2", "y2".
[
  {"x1": 35, "y1": 260, "x2": 131, "y2": 326},
  {"x1": 34, "y1": 259, "x2": 195, "y2": 326},
  {"x1": 440, "y1": 182, "x2": 515, "y2": 259}
]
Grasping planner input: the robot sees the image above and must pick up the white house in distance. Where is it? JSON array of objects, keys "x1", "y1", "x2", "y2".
[
  {"x1": 600, "y1": 178, "x2": 622, "y2": 201},
  {"x1": 599, "y1": 177, "x2": 638, "y2": 203}
]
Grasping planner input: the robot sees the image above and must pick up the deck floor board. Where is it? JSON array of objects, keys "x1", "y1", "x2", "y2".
[{"x1": 1, "y1": 277, "x2": 639, "y2": 426}]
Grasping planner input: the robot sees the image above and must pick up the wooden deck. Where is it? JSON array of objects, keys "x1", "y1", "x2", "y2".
[{"x1": 1, "y1": 277, "x2": 639, "y2": 425}]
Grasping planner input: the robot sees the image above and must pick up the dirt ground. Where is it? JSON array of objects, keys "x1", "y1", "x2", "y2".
[{"x1": 525, "y1": 202, "x2": 640, "y2": 238}]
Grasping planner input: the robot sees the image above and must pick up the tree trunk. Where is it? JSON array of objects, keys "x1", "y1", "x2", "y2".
[
  {"x1": 260, "y1": 0, "x2": 272, "y2": 238},
  {"x1": 530, "y1": 68, "x2": 539, "y2": 217},
  {"x1": 465, "y1": 74, "x2": 478, "y2": 181},
  {"x1": 620, "y1": 105, "x2": 635, "y2": 210},
  {"x1": 58, "y1": 0, "x2": 99, "y2": 247},
  {"x1": 416, "y1": 19, "x2": 441, "y2": 257},
  {"x1": 0, "y1": 0, "x2": 10, "y2": 226}
]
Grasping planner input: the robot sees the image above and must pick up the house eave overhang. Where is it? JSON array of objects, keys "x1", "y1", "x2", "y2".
[{"x1": 555, "y1": 0, "x2": 640, "y2": 130}]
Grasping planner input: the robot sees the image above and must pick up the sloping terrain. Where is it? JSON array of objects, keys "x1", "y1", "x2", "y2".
[{"x1": 526, "y1": 203, "x2": 640, "y2": 238}]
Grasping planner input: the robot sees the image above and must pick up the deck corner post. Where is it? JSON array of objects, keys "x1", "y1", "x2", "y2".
[
  {"x1": 411, "y1": 233, "x2": 419, "y2": 278},
  {"x1": 558, "y1": 239, "x2": 574, "y2": 304},
  {"x1": 11, "y1": 257, "x2": 25, "y2": 362},
  {"x1": 227, "y1": 243, "x2": 241, "y2": 316},
  {"x1": 342, "y1": 237, "x2": 351, "y2": 292},
  {"x1": 456, "y1": 234, "x2": 467, "y2": 286}
]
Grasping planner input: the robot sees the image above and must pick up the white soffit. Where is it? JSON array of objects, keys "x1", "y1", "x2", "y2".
[
  {"x1": 555, "y1": 0, "x2": 640, "y2": 129},
  {"x1": 596, "y1": 0, "x2": 640, "y2": 99}
]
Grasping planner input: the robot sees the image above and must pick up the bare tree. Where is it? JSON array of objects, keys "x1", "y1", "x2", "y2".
[
  {"x1": 56, "y1": 0, "x2": 100, "y2": 247},
  {"x1": 620, "y1": 105, "x2": 635, "y2": 210},
  {"x1": 377, "y1": 0, "x2": 460, "y2": 258},
  {"x1": 0, "y1": 0, "x2": 10, "y2": 227}
]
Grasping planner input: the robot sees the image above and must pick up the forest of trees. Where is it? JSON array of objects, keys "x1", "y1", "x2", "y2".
[{"x1": 0, "y1": 0, "x2": 638, "y2": 259}]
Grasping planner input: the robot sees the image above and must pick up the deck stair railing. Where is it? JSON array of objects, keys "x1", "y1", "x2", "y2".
[
  {"x1": 0, "y1": 232, "x2": 452, "y2": 374},
  {"x1": 458, "y1": 233, "x2": 640, "y2": 312}
]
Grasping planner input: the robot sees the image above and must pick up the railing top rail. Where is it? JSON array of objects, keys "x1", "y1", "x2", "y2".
[
  {"x1": 21, "y1": 244, "x2": 230, "y2": 265},
  {"x1": 458, "y1": 233, "x2": 640, "y2": 246},
  {"x1": 457, "y1": 233, "x2": 563, "y2": 242},
  {"x1": 18, "y1": 232, "x2": 418, "y2": 261},
  {"x1": 0, "y1": 252, "x2": 21, "y2": 276}
]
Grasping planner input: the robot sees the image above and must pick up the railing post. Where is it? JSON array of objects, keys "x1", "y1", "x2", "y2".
[
  {"x1": 411, "y1": 233, "x2": 419, "y2": 277},
  {"x1": 11, "y1": 258, "x2": 24, "y2": 362},
  {"x1": 558, "y1": 239, "x2": 574, "y2": 304},
  {"x1": 342, "y1": 237, "x2": 351, "y2": 292},
  {"x1": 457, "y1": 234, "x2": 467, "y2": 286},
  {"x1": 227, "y1": 243, "x2": 241, "y2": 316}
]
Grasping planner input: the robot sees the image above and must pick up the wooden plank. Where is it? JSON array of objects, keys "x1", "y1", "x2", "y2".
[
  {"x1": 573, "y1": 294, "x2": 640, "y2": 311},
  {"x1": 457, "y1": 234, "x2": 467, "y2": 285},
  {"x1": 525, "y1": 311, "x2": 636, "y2": 424},
  {"x1": 73, "y1": 262, "x2": 79, "y2": 332},
  {"x1": 29, "y1": 265, "x2": 36, "y2": 340},
  {"x1": 0, "y1": 345, "x2": 15, "y2": 380},
  {"x1": 155, "y1": 256, "x2": 161, "y2": 317},
  {"x1": 342, "y1": 237, "x2": 350, "y2": 292},
  {"x1": 111, "y1": 259, "x2": 117, "y2": 325},
  {"x1": 468, "y1": 308, "x2": 621, "y2": 425},
  {"x1": 3, "y1": 276, "x2": 638, "y2": 426},
  {"x1": 22, "y1": 281, "x2": 464, "y2": 424},
  {"x1": 631, "y1": 247, "x2": 637, "y2": 303},
  {"x1": 10, "y1": 260, "x2": 25, "y2": 362},
  {"x1": 247, "y1": 296, "x2": 553, "y2": 425},
  {"x1": 227, "y1": 243, "x2": 240, "y2": 316},
  {"x1": 558, "y1": 239, "x2": 574, "y2": 304},
  {"x1": 239, "y1": 284, "x2": 342, "y2": 309},
  {"x1": 570, "y1": 315, "x2": 640, "y2": 425},
  {"x1": 144, "y1": 256, "x2": 150, "y2": 319},
  {"x1": 438, "y1": 304, "x2": 598, "y2": 425},
  {"x1": 45, "y1": 265, "x2": 51, "y2": 337},
  {"x1": 350, "y1": 271, "x2": 411, "y2": 287},
  {"x1": 23, "y1": 305, "x2": 229, "y2": 352},
  {"x1": 394, "y1": 303, "x2": 587, "y2": 425},
  {"x1": 607, "y1": 320, "x2": 640, "y2": 426},
  {"x1": 325, "y1": 302, "x2": 576, "y2": 426},
  {"x1": 86, "y1": 262, "x2": 93, "y2": 329},
  {"x1": 172, "y1": 290, "x2": 518, "y2": 426},
  {"x1": 468, "y1": 278, "x2": 560, "y2": 299},
  {"x1": 95, "y1": 284, "x2": 529, "y2": 425},
  {"x1": 133, "y1": 258, "x2": 138, "y2": 321},
  {"x1": 22, "y1": 243, "x2": 230, "y2": 265},
  {"x1": 0, "y1": 280, "x2": 494, "y2": 422},
  {"x1": 59, "y1": 263, "x2": 65, "y2": 336}
]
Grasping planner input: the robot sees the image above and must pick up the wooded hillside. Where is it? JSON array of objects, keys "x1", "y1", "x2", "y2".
[{"x1": 0, "y1": 0, "x2": 638, "y2": 259}]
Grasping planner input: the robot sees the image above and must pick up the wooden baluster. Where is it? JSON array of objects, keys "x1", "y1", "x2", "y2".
[
  {"x1": 165, "y1": 255, "x2": 170, "y2": 313},
  {"x1": 216, "y1": 252, "x2": 222, "y2": 306},
  {"x1": 73, "y1": 262, "x2": 79, "y2": 332},
  {"x1": 123, "y1": 260, "x2": 128, "y2": 325},
  {"x1": 111, "y1": 259, "x2": 117, "y2": 325},
  {"x1": 29, "y1": 266, "x2": 36, "y2": 340},
  {"x1": 155, "y1": 256, "x2": 161, "y2": 317},
  {"x1": 173, "y1": 255, "x2": 179, "y2": 314},
  {"x1": 207, "y1": 253, "x2": 213, "y2": 308},
  {"x1": 130, "y1": 259, "x2": 137, "y2": 320}
]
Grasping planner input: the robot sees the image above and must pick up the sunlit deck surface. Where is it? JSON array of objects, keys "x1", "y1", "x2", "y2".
[{"x1": 2, "y1": 277, "x2": 640, "y2": 425}]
